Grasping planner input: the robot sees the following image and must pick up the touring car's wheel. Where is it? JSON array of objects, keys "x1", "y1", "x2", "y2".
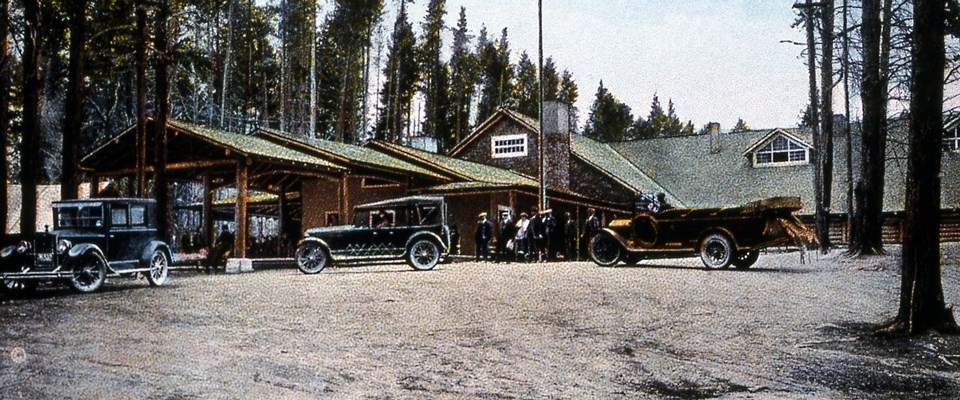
[
  {"x1": 296, "y1": 242, "x2": 329, "y2": 274},
  {"x1": 700, "y1": 233, "x2": 734, "y2": 269},
  {"x1": 146, "y1": 250, "x2": 169, "y2": 286},
  {"x1": 407, "y1": 239, "x2": 440, "y2": 271},
  {"x1": 70, "y1": 252, "x2": 107, "y2": 293},
  {"x1": 733, "y1": 250, "x2": 760, "y2": 269},
  {"x1": 589, "y1": 233, "x2": 622, "y2": 267},
  {"x1": 0, "y1": 279, "x2": 37, "y2": 294}
]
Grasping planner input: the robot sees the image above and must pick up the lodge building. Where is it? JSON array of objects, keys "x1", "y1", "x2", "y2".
[{"x1": 71, "y1": 102, "x2": 960, "y2": 261}]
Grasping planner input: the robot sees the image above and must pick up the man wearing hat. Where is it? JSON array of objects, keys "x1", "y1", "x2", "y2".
[{"x1": 475, "y1": 212, "x2": 494, "y2": 262}]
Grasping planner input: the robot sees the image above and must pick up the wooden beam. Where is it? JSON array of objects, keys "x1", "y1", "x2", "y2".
[
  {"x1": 235, "y1": 160, "x2": 249, "y2": 258},
  {"x1": 89, "y1": 159, "x2": 237, "y2": 177}
]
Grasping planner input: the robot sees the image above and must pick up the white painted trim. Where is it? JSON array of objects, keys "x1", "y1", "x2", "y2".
[{"x1": 491, "y1": 134, "x2": 528, "y2": 159}]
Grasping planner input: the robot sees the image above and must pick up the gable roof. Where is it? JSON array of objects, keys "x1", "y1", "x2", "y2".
[
  {"x1": 167, "y1": 120, "x2": 345, "y2": 171},
  {"x1": 256, "y1": 128, "x2": 445, "y2": 180},
  {"x1": 610, "y1": 129, "x2": 826, "y2": 213},
  {"x1": 448, "y1": 108, "x2": 539, "y2": 156},
  {"x1": 741, "y1": 128, "x2": 813, "y2": 156},
  {"x1": 569, "y1": 133, "x2": 683, "y2": 206},
  {"x1": 368, "y1": 139, "x2": 539, "y2": 187}
]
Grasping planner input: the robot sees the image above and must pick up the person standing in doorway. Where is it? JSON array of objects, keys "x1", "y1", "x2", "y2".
[
  {"x1": 496, "y1": 211, "x2": 516, "y2": 263},
  {"x1": 474, "y1": 212, "x2": 494, "y2": 262},
  {"x1": 564, "y1": 211, "x2": 578, "y2": 261}
]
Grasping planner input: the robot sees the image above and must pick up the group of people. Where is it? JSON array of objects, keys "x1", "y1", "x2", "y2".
[{"x1": 475, "y1": 207, "x2": 604, "y2": 263}]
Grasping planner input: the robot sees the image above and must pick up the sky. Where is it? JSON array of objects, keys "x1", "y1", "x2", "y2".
[{"x1": 397, "y1": 0, "x2": 812, "y2": 131}]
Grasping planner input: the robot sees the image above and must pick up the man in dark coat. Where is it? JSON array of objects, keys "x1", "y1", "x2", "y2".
[
  {"x1": 543, "y1": 210, "x2": 558, "y2": 261},
  {"x1": 582, "y1": 208, "x2": 602, "y2": 257},
  {"x1": 564, "y1": 211, "x2": 578, "y2": 261},
  {"x1": 528, "y1": 206, "x2": 545, "y2": 262},
  {"x1": 475, "y1": 212, "x2": 494, "y2": 261},
  {"x1": 496, "y1": 211, "x2": 516, "y2": 263},
  {"x1": 206, "y1": 223, "x2": 235, "y2": 273}
]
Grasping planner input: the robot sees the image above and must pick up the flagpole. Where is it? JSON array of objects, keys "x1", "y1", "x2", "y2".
[{"x1": 538, "y1": 0, "x2": 547, "y2": 210}]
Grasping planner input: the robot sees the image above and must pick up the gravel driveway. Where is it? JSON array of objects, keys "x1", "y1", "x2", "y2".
[{"x1": 2, "y1": 244, "x2": 959, "y2": 399}]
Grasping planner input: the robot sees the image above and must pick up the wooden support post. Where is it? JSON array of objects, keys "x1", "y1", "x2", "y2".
[
  {"x1": 278, "y1": 186, "x2": 288, "y2": 255},
  {"x1": 235, "y1": 160, "x2": 249, "y2": 258},
  {"x1": 202, "y1": 174, "x2": 213, "y2": 248},
  {"x1": 339, "y1": 172, "x2": 349, "y2": 222}
]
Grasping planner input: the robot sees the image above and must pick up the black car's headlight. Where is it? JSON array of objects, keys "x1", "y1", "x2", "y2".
[
  {"x1": 1, "y1": 245, "x2": 15, "y2": 258},
  {"x1": 57, "y1": 239, "x2": 72, "y2": 254},
  {"x1": 16, "y1": 240, "x2": 31, "y2": 254}
]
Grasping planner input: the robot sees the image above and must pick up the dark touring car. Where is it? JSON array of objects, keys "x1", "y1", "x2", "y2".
[
  {"x1": 0, "y1": 198, "x2": 172, "y2": 293},
  {"x1": 588, "y1": 197, "x2": 814, "y2": 269},
  {"x1": 295, "y1": 196, "x2": 452, "y2": 273}
]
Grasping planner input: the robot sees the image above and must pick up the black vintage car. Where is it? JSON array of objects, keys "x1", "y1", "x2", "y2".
[
  {"x1": 589, "y1": 197, "x2": 814, "y2": 269},
  {"x1": 295, "y1": 196, "x2": 452, "y2": 273},
  {"x1": 0, "y1": 198, "x2": 172, "y2": 293}
]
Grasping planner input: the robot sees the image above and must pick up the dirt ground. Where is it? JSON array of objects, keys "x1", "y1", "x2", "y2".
[{"x1": 2, "y1": 244, "x2": 960, "y2": 399}]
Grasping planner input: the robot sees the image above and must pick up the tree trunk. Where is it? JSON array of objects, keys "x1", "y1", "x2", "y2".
[
  {"x1": 280, "y1": 0, "x2": 287, "y2": 133},
  {"x1": 308, "y1": 0, "x2": 316, "y2": 137},
  {"x1": 220, "y1": 1, "x2": 233, "y2": 129},
  {"x1": 135, "y1": 0, "x2": 148, "y2": 197},
  {"x1": 852, "y1": 0, "x2": 885, "y2": 256},
  {"x1": 62, "y1": 0, "x2": 87, "y2": 201},
  {"x1": 802, "y1": 0, "x2": 823, "y2": 250},
  {"x1": 818, "y1": 0, "x2": 835, "y2": 253},
  {"x1": 154, "y1": 0, "x2": 171, "y2": 243},
  {"x1": 843, "y1": 0, "x2": 853, "y2": 246},
  {"x1": 21, "y1": 0, "x2": 42, "y2": 238},
  {"x1": 883, "y1": 0, "x2": 959, "y2": 335},
  {"x1": 0, "y1": 0, "x2": 10, "y2": 241}
]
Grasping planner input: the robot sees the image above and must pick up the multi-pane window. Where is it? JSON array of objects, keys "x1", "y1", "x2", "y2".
[
  {"x1": 945, "y1": 127, "x2": 960, "y2": 152},
  {"x1": 754, "y1": 136, "x2": 808, "y2": 166},
  {"x1": 492, "y1": 134, "x2": 527, "y2": 158}
]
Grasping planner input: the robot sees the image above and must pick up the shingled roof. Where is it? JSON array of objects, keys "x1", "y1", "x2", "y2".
[
  {"x1": 257, "y1": 128, "x2": 445, "y2": 180},
  {"x1": 610, "y1": 129, "x2": 829, "y2": 213},
  {"x1": 165, "y1": 121, "x2": 345, "y2": 171},
  {"x1": 368, "y1": 139, "x2": 539, "y2": 187},
  {"x1": 569, "y1": 133, "x2": 682, "y2": 206}
]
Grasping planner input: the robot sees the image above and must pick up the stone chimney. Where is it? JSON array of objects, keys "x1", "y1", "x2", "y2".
[{"x1": 542, "y1": 100, "x2": 571, "y2": 191}]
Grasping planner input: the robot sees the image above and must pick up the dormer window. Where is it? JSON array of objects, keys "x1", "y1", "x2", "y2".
[
  {"x1": 945, "y1": 126, "x2": 960, "y2": 152},
  {"x1": 753, "y1": 135, "x2": 809, "y2": 167},
  {"x1": 492, "y1": 134, "x2": 527, "y2": 158}
]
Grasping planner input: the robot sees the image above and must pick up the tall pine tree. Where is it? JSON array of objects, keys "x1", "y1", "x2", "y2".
[
  {"x1": 514, "y1": 51, "x2": 538, "y2": 117},
  {"x1": 583, "y1": 81, "x2": 633, "y2": 143},
  {"x1": 448, "y1": 6, "x2": 475, "y2": 148},
  {"x1": 375, "y1": 0, "x2": 418, "y2": 142},
  {"x1": 476, "y1": 27, "x2": 514, "y2": 122},
  {"x1": 419, "y1": 0, "x2": 451, "y2": 151}
]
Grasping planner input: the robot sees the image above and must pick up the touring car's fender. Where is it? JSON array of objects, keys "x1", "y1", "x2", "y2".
[
  {"x1": 140, "y1": 241, "x2": 173, "y2": 266},
  {"x1": 404, "y1": 232, "x2": 448, "y2": 254},
  {"x1": 67, "y1": 243, "x2": 106, "y2": 259}
]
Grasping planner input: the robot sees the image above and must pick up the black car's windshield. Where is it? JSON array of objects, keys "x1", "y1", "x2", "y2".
[{"x1": 55, "y1": 204, "x2": 104, "y2": 229}]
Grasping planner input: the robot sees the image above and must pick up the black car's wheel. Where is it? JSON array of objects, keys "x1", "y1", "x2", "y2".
[
  {"x1": 589, "y1": 233, "x2": 622, "y2": 267},
  {"x1": 146, "y1": 250, "x2": 169, "y2": 286},
  {"x1": 733, "y1": 250, "x2": 760, "y2": 269},
  {"x1": 700, "y1": 233, "x2": 734, "y2": 269},
  {"x1": 0, "y1": 279, "x2": 37, "y2": 295},
  {"x1": 407, "y1": 239, "x2": 440, "y2": 271},
  {"x1": 296, "y1": 242, "x2": 329, "y2": 274},
  {"x1": 70, "y1": 252, "x2": 107, "y2": 293}
]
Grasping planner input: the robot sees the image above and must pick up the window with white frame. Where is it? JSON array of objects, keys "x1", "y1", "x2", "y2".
[
  {"x1": 491, "y1": 134, "x2": 527, "y2": 158},
  {"x1": 754, "y1": 136, "x2": 809, "y2": 166},
  {"x1": 945, "y1": 126, "x2": 960, "y2": 152}
]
